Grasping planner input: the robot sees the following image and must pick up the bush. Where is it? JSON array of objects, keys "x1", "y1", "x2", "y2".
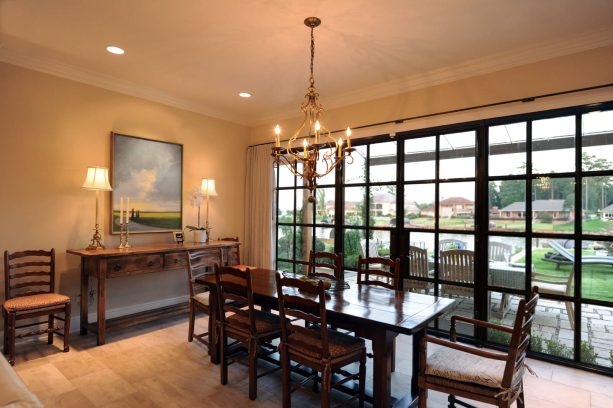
[
  {"x1": 488, "y1": 321, "x2": 512, "y2": 345},
  {"x1": 314, "y1": 238, "x2": 326, "y2": 252},
  {"x1": 580, "y1": 341, "x2": 599, "y2": 365},
  {"x1": 540, "y1": 213, "x2": 554, "y2": 224},
  {"x1": 344, "y1": 229, "x2": 362, "y2": 268},
  {"x1": 530, "y1": 334, "x2": 545, "y2": 353},
  {"x1": 545, "y1": 338, "x2": 573, "y2": 359}
]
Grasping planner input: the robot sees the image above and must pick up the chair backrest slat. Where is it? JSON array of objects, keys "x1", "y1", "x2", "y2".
[
  {"x1": 308, "y1": 251, "x2": 343, "y2": 281},
  {"x1": 489, "y1": 241, "x2": 512, "y2": 262},
  {"x1": 357, "y1": 256, "x2": 400, "y2": 290},
  {"x1": 276, "y1": 274, "x2": 330, "y2": 359},
  {"x1": 4, "y1": 249, "x2": 54, "y2": 300},
  {"x1": 501, "y1": 286, "x2": 540, "y2": 388}
]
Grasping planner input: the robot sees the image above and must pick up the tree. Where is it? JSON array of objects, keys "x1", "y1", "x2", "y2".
[
  {"x1": 489, "y1": 183, "x2": 501, "y2": 208},
  {"x1": 498, "y1": 179, "x2": 525, "y2": 208}
]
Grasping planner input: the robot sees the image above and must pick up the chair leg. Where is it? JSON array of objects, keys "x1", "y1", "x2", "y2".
[
  {"x1": 8, "y1": 312, "x2": 16, "y2": 366},
  {"x1": 321, "y1": 366, "x2": 331, "y2": 408},
  {"x1": 391, "y1": 338, "x2": 396, "y2": 372},
  {"x1": 220, "y1": 327, "x2": 228, "y2": 385},
  {"x1": 63, "y1": 302, "x2": 71, "y2": 352},
  {"x1": 2, "y1": 309, "x2": 8, "y2": 355},
  {"x1": 48, "y1": 314, "x2": 54, "y2": 345},
  {"x1": 418, "y1": 388, "x2": 428, "y2": 408},
  {"x1": 281, "y1": 345, "x2": 291, "y2": 408},
  {"x1": 188, "y1": 301, "x2": 195, "y2": 342},
  {"x1": 248, "y1": 340, "x2": 258, "y2": 400},
  {"x1": 358, "y1": 350, "x2": 366, "y2": 408}
]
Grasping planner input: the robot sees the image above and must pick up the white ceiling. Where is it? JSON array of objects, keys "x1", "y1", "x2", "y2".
[{"x1": 1, "y1": 0, "x2": 612, "y2": 126}]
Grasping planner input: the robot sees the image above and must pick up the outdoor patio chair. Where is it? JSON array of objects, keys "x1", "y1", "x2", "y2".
[
  {"x1": 439, "y1": 249, "x2": 474, "y2": 298},
  {"x1": 489, "y1": 242, "x2": 512, "y2": 263},
  {"x1": 405, "y1": 246, "x2": 434, "y2": 294}
]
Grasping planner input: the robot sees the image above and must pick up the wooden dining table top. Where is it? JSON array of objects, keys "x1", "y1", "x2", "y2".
[{"x1": 196, "y1": 268, "x2": 456, "y2": 335}]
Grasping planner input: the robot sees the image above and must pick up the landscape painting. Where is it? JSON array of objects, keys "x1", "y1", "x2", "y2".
[{"x1": 111, "y1": 133, "x2": 183, "y2": 234}]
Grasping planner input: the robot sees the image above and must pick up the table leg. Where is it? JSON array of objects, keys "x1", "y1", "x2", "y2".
[
  {"x1": 96, "y1": 260, "x2": 107, "y2": 346},
  {"x1": 80, "y1": 262, "x2": 89, "y2": 335},
  {"x1": 371, "y1": 329, "x2": 397, "y2": 408},
  {"x1": 411, "y1": 329, "x2": 425, "y2": 400}
]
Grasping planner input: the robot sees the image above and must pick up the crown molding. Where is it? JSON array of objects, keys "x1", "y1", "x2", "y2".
[
  {"x1": 255, "y1": 27, "x2": 613, "y2": 126},
  {"x1": 0, "y1": 47, "x2": 250, "y2": 126},
  {"x1": 1, "y1": 26, "x2": 612, "y2": 128}
]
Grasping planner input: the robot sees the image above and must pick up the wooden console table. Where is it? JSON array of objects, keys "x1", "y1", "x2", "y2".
[{"x1": 67, "y1": 241, "x2": 240, "y2": 345}]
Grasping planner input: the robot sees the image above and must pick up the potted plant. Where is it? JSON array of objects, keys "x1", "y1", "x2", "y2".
[{"x1": 187, "y1": 187, "x2": 209, "y2": 243}]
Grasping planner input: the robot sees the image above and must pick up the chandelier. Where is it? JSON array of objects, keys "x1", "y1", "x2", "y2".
[{"x1": 271, "y1": 17, "x2": 353, "y2": 203}]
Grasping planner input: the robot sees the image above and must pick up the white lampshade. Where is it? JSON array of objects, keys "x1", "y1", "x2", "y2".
[
  {"x1": 201, "y1": 178, "x2": 218, "y2": 197},
  {"x1": 82, "y1": 167, "x2": 112, "y2": 191}
]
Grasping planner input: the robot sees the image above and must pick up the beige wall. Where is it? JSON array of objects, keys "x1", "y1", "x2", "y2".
[
  {"x1": 0, "y1": 62, "x2": 249, "y2": 328},
  {"x1": 250, "y1": 44, "x2": 613, "y2": 144}
]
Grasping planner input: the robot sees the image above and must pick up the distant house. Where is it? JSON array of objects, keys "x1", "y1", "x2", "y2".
[
  {"x1": 405, "y1": 201, "x2": 420, "y2": 215},
  {"x1": 371, "y1": 193, "x2": 395, "y2": 216},
  {"x1": 500, "y1": 199, "x2": 572, "y2": 219},
  {"x1": 598, "y1": 203, "x2": 613, "y2": 220},
  {"x1": 420, "y1": 197, "x2": 474, "y2": 218}
]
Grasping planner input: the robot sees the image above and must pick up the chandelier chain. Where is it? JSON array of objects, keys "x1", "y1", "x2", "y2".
[{"x1": 309, "y1": 26, "x2": 315, "y2": 89}]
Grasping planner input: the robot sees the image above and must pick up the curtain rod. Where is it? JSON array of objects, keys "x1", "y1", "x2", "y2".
[{"x1": 248, "y1": 82, "x2": 613, "y2": 148}]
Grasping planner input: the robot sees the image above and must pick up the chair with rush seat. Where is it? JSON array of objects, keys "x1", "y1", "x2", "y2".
[{"x1": 3, "y1": 249, "x2": 70, "y2": 366}]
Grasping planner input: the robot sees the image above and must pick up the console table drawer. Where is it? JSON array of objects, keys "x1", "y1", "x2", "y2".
[
  {"x1": 164, "y1": 252, "x2": 187, "y2": 269},
  {"x1": 106, "y1": 255, "x2": 163, "y2": 277}
]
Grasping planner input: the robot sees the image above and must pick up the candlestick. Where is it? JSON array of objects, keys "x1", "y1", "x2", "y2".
[{"x1": 117, "y1": 222, "x2": 124, "y2": 249}]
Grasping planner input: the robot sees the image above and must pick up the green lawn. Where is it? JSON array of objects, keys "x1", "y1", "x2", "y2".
[{"x1": 518, "y1": 248, "x2": 613, "y2": 302}]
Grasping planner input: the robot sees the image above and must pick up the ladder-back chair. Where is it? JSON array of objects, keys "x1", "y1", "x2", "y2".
[
  {"x1": 357, "y1": 255, "x2": 401, "y2": 290},
  {"x1": 215, "y1": 265, "x2": 281, "y2": 400},
  {"x1": 275, "y1": 273, "x2": 366, "y2": 408},
  {"x1": 186, "y1": 249, "x2": 220, "y2": 347},
  {"x1": 3, "y1": 249, "x2": 70, "y2": 365},
  {"x1": 418, "y1": 287, "x2": 540, "y2": 408},
  {"x1": 308, "y1": 251, "x2": 343, "y2": 281}
]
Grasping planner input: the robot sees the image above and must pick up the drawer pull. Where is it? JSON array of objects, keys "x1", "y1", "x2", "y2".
[
  {"x1": 114, "y1": 264, "x2": 122, "y2": 271},
  {"x1": 147, "y1": 261, "x2": 155, "y2": 267},
  {"x1": 174, "y1": 259, "x2": 180, "y2": 264}
]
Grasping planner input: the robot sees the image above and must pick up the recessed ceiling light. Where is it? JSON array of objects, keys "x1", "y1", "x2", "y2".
[
  {"x1": 239, "y1": 92, "x2": 252, "y2": 98},
  {"x1": 106, "y1": 46, "x2": 125, "y2": 55}
]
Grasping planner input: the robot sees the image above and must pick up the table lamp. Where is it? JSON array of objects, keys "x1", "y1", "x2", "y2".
[
  {"x1": 201, "y1": 178, "x2": 218, "y2": 242},
  {"x1": 82, "y1": 166, "x2": 113, "y2": 249}
]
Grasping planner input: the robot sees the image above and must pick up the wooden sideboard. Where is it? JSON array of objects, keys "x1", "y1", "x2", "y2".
[{"x1": 67, "y1": 241, "x2": 240, "y2": 345}]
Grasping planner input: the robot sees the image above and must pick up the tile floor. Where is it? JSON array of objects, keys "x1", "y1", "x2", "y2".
[{"x1": 8, "y1": 315, "x2": 613, "y2": 407}]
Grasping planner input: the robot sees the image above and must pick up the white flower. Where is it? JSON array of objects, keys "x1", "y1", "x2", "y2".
[{"x1": 190, "y1": 187, "x2": 204, "y2": 208}]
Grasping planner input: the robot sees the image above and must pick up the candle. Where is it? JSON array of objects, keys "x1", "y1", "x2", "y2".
[
  {"x1": 346, "y1": 127, "x2": 352, "y2": 148},
  {"x1": 314, "y1": 121, "x2": 321, "y2": 144},
  {"x1": 338, "y1": 138, "x2": 343, "y2": 158},
  {"x1": 120, "y1": 197, "x2": 124, "y2": 224},
  {"x1": 126, "y1": 197, "x2": 130, "y2": 224},
  {"x1": 303, "y1": 139, "x2": 308, "y2": 158},
  {"x1": 274, "y1": 124, "x2": 281, "y2": 147}
]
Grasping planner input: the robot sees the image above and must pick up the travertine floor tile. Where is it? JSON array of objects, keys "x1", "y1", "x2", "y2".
[
  {"x1": 70, "y1": 368, "x2": 138, "y2": 406},
  {"x1": 16, "y1": 363, "x2": 75, "y2": 396}
]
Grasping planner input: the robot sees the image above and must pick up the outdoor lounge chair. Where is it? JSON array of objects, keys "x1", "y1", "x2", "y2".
[{"x1": 545, "y1": 240, "x2": 613, "y2": 268}]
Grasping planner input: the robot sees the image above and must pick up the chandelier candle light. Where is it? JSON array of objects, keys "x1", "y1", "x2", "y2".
[{"x1": 271, "y1": 17, "x2": 353, "y2": 203}]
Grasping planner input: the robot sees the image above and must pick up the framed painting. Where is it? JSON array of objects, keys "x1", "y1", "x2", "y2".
[{"x1": 110, "y1": 132, "x2": 183, "y2": 234}]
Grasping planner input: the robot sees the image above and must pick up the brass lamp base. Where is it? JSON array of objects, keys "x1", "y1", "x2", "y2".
[{"x1": 86, "y1": 224, "x2": 105, "y2": 250}]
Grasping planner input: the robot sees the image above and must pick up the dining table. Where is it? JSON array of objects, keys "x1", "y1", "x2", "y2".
[{"x1": 196, "y1": 268, "x2": 456, "y2": 408}]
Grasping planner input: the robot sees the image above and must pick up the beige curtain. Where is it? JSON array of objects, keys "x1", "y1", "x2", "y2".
[{"x1": 244, "y1": 144, "x2": 275, "y2": 269}]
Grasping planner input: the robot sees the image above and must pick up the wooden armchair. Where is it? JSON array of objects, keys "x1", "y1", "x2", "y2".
[
  {"x1": 418, "y1": 287, "x2": 540, "y2": 408},
  {"x1": 3, "y1": 249, "x2": 70, "y2": 366},
  {"x1": 308, "y1": 251, "x2": 343, "y2": 281}
]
